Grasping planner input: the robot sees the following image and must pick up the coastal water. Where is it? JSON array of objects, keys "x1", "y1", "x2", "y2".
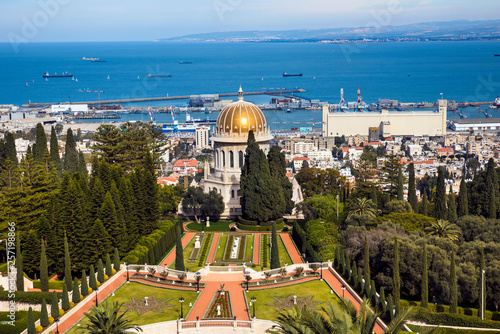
[{"x1": 1, "y1": 40, "x2": 500, "y2": 126}]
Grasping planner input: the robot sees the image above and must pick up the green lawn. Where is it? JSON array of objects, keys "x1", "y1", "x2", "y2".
[
  {"x1": 33, "y1": 280, "x2": 66, "y2": 290},
  {"x1": 244, "y1": 234, "x2": 254, "y2": 263},
  {"x1": 212, "y1": 234, "x2": 254, "y2": 264},
  {"x1": 0, "y1": 311, "x2": 40, "y2": 334},
  {"x1": 66, "y1": 282, "x2": 199, "y2": 333},
  {"x1": 186, "y1": 221, "x2": 233, "y2": 232},
  {"x1": 169, "y1": 233, "x2": 208, "y2": 272},
  {"x1": 259, "y1": 234, "x2": 293, "y2": 270},
  {"x1": 213, "y1": 234, "x2": 228, "y2": 264},
  {"x1": 246, "y1": 280, "x2": 338, "y2": 321}
]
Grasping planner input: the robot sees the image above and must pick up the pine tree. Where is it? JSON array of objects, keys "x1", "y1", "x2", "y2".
[
  {"x1": 77, "y1": 151, "x2": 88, "y2": 177},
  {"x1": 88, "y1": 219, "x2": 112, "y2": 265},
  {"x1": 22, "y1": 231, "x2": 40, "y2": 277},
  {"x1": 50, "y1": 126, "x2": 62, "y2": 172},
  {"x1": 51, "y1": 291, "x2": 59, "y2": 319},
  {"x1": 61, "y1": 284, "x2": 70, "y2": 311},
  {"x1": 448, "y1": 186, "x2": 458, "y2": 223},
  {"x1": 15, "y1": 235, "x2": 24, "y2": 291},
  {"x1": 450, "y1": 251, "x2": 458, "y2": 313},
  {"x1": 89, "y1": 265, "x2": 97, "y2": 290},
  {"x1": 435, "y1": 166, "x2": 447, "y2": 219},
  {"x1": 5, "y1": 132, "x2": 18, "y2": 165},
  {"x1": 393, "y1": 238, "x2": 400, "y2": 317},
  {"x1": 105, "y1": 253, "x2": 112, "y2": 277},
  {"x1": 97, "y1": 259, "x2": 105, "y2": 283},
  {"x1": 174, "y1": 221, "x2": 185, "y2": 271},
  {"x1": 141, "y1": 152, "x2": 160, "y2": 235},
  {"x1": 81, "y1": 270, "x2": 89, "y2": 296},
  {"x1": 27, "y1": 307, "x2": 36, "y2": 334},
  {"x1": 33, "y1": 123, "x2": 49, "y2": 163},
  {"x1": 72, "y1": 277, "x2": 80, "y2": 304},
  {"x1": 40, "y1": 299, "x2": 49, "y2": 327},
  {"x1": 113, "y1": 248, "x2": 120, "y2": 272},
  {"x1": 270, "y1": 221, "x2": 281, "y2": 269},
  {"x1": 99, "y1": 192, "x2": 121, "y2": 249},
  {"x1": 421, "y1": 238, "x2": 429, "y2": 309},
  {"x1": 40, "y1": 240, "x2": 49, "y2": 292},
  {"x1": 408, "y1": 163, "x2": 418, "y2": 213},
  {"x1": 64, "y1": 233, "x2": 72, "y2": 290},
  {"x1": 422, "y1": 191, "x2": 428, "y2": 216},
  {"x1": 397, "y1": 167, "x2": 404, "y2": 201},
  {"x1": 457, "y1": 178, "x2": 469, "y2": 217},
  {"x1": 63, "y1": 128, "x2": 79, "y2": 173}
]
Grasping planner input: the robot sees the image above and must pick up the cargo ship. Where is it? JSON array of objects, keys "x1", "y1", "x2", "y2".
[
  {"x1": 489, "y1": 96, "x2": 500, "y2": 109},
  {"x1": 42, "y1": 72, "x2": 73, "y2": 78},
  {"x1": 283, "y1": 73, "x2": 303, "y2": 77},
  {"x1": 179, "y1": 61, "x2": 192, "y2": 64},
  {"x1": 147, "y1": 73, "x2": 172, "y2": 78}
]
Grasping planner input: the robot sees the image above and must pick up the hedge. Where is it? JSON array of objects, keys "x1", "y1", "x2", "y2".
[
  {"x1": 237, "y1": 221, "x2": 284, "y2": 231},
  {"x1": 261, "y1": 235, "x2": 269, "y2": 267},
  {"x1": 197, "y1": 233, "x2": 213, "y2": 267},
  {"x1": 0, "y1": 291, "x2": 61, "y2": 304},
  {"x1": 123, "y1": 220, "x2": 175, "y2": 264},
  {"x1": 0, "y1": 311, "x2": 40, "y2": 334},
  {"x1": 411, "y1": 307, "x2": 500, "y2": 329},
  {"x1": 238, "y1": 217, "x2": 284, "y2": 227}
]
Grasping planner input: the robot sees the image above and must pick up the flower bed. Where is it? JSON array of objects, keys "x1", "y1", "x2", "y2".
[
  {"x1": 204, "y1": 290, "x2": 233, "y2": 319},
  {"x1": 131, "y1": 274, "x2": 206, "y2": 289},
  {"x1": 223, "y1": 234, "x2": 247, "y2": 262},
  {"x1": 188, "y1": 234, "x2": 205, "y2": 262},
  {"x1": 242, "y1": 272, "x2": 319, "y2": 288}
]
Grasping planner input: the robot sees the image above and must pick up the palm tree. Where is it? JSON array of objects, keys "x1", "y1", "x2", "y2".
[
  {"x1": 267, "y1": 297, "x2": 423, "y2": 334},
  {"x1": 348, "y1": 198, "x2": 377, "y2": 218},
  {"x1": 77, "y1": 301, "x2": 142, "y2": 334},
  {"x1": 424, "y1": 219, "x2": 461, "y2": 241}
]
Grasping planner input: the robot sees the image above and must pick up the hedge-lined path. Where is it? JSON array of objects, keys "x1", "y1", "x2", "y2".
[
  {"x1": 54, "y1": 269, "x2": 128, "y2": 334},
  {"x1": 187, "y1": 273, "x2": 250, "y2": 322},
  {"x1": 280, "y1": 233, "x2": 303, "y2": 264},
  {"x1": 207, "y1": 232, "x2": 220, "y2": 263},
  {"x1": 158, "y1": 232, "x2": 196, "y2": 267},
  {"x1": 253, "y1": 233, "x2": 261, "y2": 265},
  {"x1": 407, "y1": 321, "x2": 500, "y2": 331},
  {"x1": 322, "y1": 269, "x2": 384, "y2": 334}
]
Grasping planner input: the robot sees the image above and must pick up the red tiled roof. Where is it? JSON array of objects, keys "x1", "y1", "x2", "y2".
[
  {"x1": 293, "y1": 157, "x2": 310, "y2": 161},
  {"x1": 173, "y1": 159, "x2": 198, "y2": 168},
  {"x1": 438, "y1": 147, "x2": 453, "y2": 153}
]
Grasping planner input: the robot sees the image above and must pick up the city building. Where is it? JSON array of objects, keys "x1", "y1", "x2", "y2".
[
  {"x1": 322, "y1": 100, "x2": 447, "y2": 137},
  {"x1": 195, "y1": 125, "x2": 210, "y2": 150}
]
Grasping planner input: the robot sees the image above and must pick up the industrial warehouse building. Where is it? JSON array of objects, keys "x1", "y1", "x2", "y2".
[
  {"x1": 322, "y1": 100, "x2": 447, "y2": 138},
  {"x1": 448, "y1": 118, "x2": 500, "y2": 132}
]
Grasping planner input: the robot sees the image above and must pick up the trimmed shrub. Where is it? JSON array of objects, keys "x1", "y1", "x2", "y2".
[
  {"x1": 411, "y1": 307, "x2": 500, "y2": 329},
  {"x1": 0, "y1": 291, "x2": 59, "y2": 304},
  {"x1": 59, "y1": 309, "x2": 64, "y2": 317},
  {"x1": 237, "y1": 221, "x2": 284, "y2": 231},
  {"x1": 197, "y1": 233, "x2": 213, "y2": 267},
  {"x1": 48, "y1": 316, "x2": 54, "y2": 324},
  {"x1": 35, "y1": 325, "x2": 43, "y2": 332}
]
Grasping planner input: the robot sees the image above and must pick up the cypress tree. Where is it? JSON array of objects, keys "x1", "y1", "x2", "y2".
[
  {"x1": 50, "y1": 126, "x2": 62, "y2": 172},
  {"x1": 435, "y1": 166, "x2": 447, "y2": 219},
  {"x1": 479, "y1": 248, "x2": 486, "y2": 318},
  {"x1": 380, "y1": 287, "x2": 386, "y2": 312},
  {"x1": 51, "y1": 291, "x2": 59, "y2": 319},
  {"x1": 408, "y1": 163, "x2": 418, "y2": 213},
  {"x1": 364, "y1": 277, "x2": 371, "y2": 297},
  {"x1": 27, "y1": 307, "x2": 35, "y2": 334},
  {"x1": 457, "y1": 178, "x2": 469, "y2": 217},
  {"x1": 64, "y1": 233, "x2": 72, "y2": 290},
  {"x1": 450, "y1": 251, "x2": 458, "y2": 313},
  {"x1": 371, "y1": 186, "x2": 378, "y2": 209},
  {"x1": 334, "y1": 246, "x2": 340, "y2": 268},
  {"x1": 105, "y1": 253, "x2": 112, "y2": 277},
  {"x1": 370, "y1": 280, "x2": 377, "y2": 305},
  {"x1": 268, "y1": 146, "x2": 294, "y2": 215},
  {"x1": 489, "y1": 186, "x2": 497, "y2": 219},
  {"x1": 448, "y1": 186, "x2": 458, "y2": 223},
  {"x1": 485, "y1": 158, "x2": 499, "y2": 218},
  {"x1": 97, "y1": 259, "x2": 105, "y2": 283},
  {"x1": 422, "y1": 191, "x2": 428, "y2": 216},
  {"x1": 397, "y1": 166, "x2": 404, "y2": 201},
  {"x1": 387, "y1": 293, "x2": 394, "y2": 321},
  {"x1": 89, "y1": 265, "x2": 97, "y2": 290},
  {"x1": 81, "y1": 270, "x2": 89, "y2": 296},
  {"x1": 113, "y1": 248, "x2": 120, "y2": 272},
  {"x1": 363, "y1": 235, "x2": 371, "y2": 285},
  {"x1": 15, "y1": 235, "x2": 24, "y2": 291},
  {"x1": 72, "y1": 277, "x2": 80, "y2": 304},
  {"x1": 270, "y1": 221, "x2": 281, "y2": 269},
  {"x1": 40, "y1": 299, "x2": 49, "y2": 327},
  {"x1": 40, "y1": 240, "x2": 49, "y2": 292},
  {"x1": 357, "y1": 267, "x2": 363, "y2": 292},
  {"x1": 61, "y1": 284, "x2": 70, "y2": 311},
  {"x1": 346, "y1": 256, "x2": 352, "y2": 281},
  {"x1": 421, "y1": 238, "x2": 429, "y2": 308},
  {"x1": 393, "y1": 238, "x2": 400, "y2": 317},
  {"x1": 174, "y1": 222, "x2": 185, "y2": 271},
  {"x1": 352, "y1": 261, "x2": 358, "y2": 286}
]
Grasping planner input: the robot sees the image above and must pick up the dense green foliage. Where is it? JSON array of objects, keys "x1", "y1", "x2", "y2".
[
  {"x1": 270, "y1": 221, "x2": 280, "y2": 269},
  {"x1": 181, "y1": 187, "x2": 225, "y2": 222}
]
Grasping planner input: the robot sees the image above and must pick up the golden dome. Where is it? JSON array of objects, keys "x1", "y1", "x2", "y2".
[{"x1": 216, "y1": 87, "x2": 267, "y2": 135}]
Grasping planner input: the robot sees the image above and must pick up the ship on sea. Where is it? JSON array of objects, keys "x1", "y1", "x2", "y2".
[
  {"x1": 283, "y1": 73, "x2": 303, "y2": 77},
  {"x1": 148, "y1": 73, "x2": 172, "y2": 78},
  {"x1": 42, "y1": 72, "x2": 73, "y2": 78},
  {"x1": 489, "y1": 96, "x2": 500, "y2": 109},
  {"x1": 179, "y1": 61, "x2": 192, "y2": 64}
]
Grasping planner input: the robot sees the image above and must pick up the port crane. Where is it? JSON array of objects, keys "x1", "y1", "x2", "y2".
[
  {"x1": 477, "y1": 106, "x2": 492, "y2": 118},
  {"x1": 147, "y1": 105, "x2": 157, "y2": 125},
  {"x1": 338, "y1": 88, "x2": 348, "y2": 112},
  {"x1": 355, "y1": 87, "x2": 367, "y2": 112},
  {"x1": 451, "y1": 107, "x2": 467, "y2": 119},
  {"x1": 76, "y1": 89, "x2": 105, "y2": 107}
]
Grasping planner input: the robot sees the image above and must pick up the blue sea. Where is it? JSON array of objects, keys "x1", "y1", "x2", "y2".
[{"x1": 1, "y1": 40, "x2": 500, "y2": 126}]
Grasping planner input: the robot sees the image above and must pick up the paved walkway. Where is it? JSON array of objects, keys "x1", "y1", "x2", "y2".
[
  {"x1": 159, "y1": 232, "x2": 196, "y2": 267},
  {"x1": 322, "y1": 269, "x2": 384, "y2": 334},
  {"x1": 280, "y1": 233, "x2": 303, "y2": 264},
  {"x1": 253, "y1": 233, "x2": 261, "y2": 265},
  {"x1": 207, "y1": 232, "x2": 220, "y2": 264}
]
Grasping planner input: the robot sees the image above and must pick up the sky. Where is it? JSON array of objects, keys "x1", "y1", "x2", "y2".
[{"x1": 1, "y1": 0, "x2": 499, "y2": 42}]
